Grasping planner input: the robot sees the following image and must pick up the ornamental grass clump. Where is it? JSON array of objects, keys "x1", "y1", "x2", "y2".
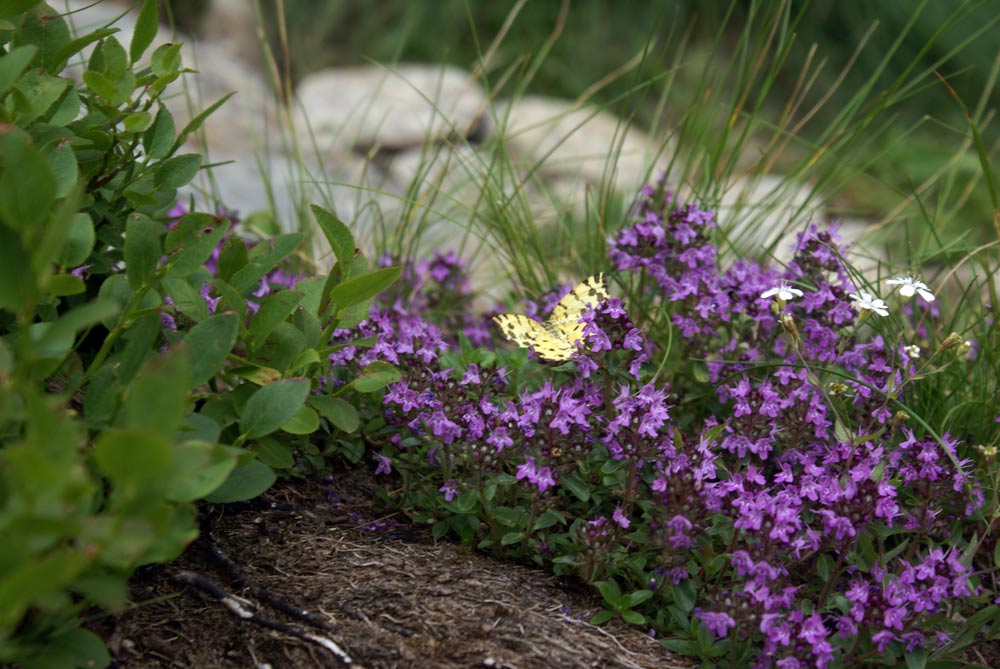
[{"x1": 343, "y1": 177, "x2": 987, "y2": 668}]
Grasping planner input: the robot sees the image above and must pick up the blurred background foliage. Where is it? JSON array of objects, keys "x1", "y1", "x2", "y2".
[{"x1": 164, "y1": 0, "x2": 999, "y2": 236}]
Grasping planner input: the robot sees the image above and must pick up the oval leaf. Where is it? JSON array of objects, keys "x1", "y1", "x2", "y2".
[
  {"x1": 239, "y1": 378, "x2": 310, "y2": 440},
  {"x1": 203, "y1": 460, "x2": 276, "y2": 504},
  {"x1": 182, "y1": 313, "x2": 238, "y2": 388}
]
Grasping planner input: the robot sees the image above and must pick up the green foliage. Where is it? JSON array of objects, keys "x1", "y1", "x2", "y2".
[{"x1": 0, "y1": 4, "x2": 400, "y2": 663}]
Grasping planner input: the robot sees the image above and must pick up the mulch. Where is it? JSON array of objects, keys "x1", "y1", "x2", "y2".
[{"x1": 107, "y1": 469, "x2": 694, "y2": 669}]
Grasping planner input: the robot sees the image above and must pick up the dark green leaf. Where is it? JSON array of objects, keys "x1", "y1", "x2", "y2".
[
  {"x1": 166, "y1": 217, "x2": 229, "y2": 277},
  {"x1": 130, "y1": 0, "x2": 159, "y2": 62},
  {"x1": 182, "y1": 313, "x2": 238, "y2": 388},
  {"x1": 82, "y1": 70, "x2": 119, "y2": 102},
  {"x1": 559, "y1": 474, "x2": 590, "y2": 502},
  {"x1": 239, "y1": 378, "x2": 310, "y2": 440},
  {"x1": 142, "y1": 105, "x2": 176, "y2": 160},
  {"x1": 251, "y1": 438, "x2": 294, "y2": 469},
  {"x1": 256, "y1": 321, "x2": 305, "y2": 371},
  {"x1": 203, "y1": 460, "x2": 276, "y2": 503},
  {"x1": 310, "y1": 204, "x2": 354, "y2": 267},
  {"x1": 124, "y1": 213, "x2": 161, "y2": 289},
  {"x1": 281, "y1": 404, "x2": 318, "y2": 435},
  {"x1": 121, "y1": 348, "x2": 190, "y2": 435},
  {"x1": 24, "y1": 627, "x2": 110, "y2": 669},
  {"x1": 154, "y1": 153, "x2": 201, "y2": 190},
  {"x1": 0, "y1": 227, "x2": 34, "y2": 312},
  {"x1": 94, "y1": 428, "x2": 172, "y2": 494},
  {"x1": 160, "y1": 276, "x2": 208, "y2": 323},
  {"x1": 0, "y1": 44, "x2": 35, "y2": 98},
  {"x1": 0, "y1": 132, "x2": 55, "y2": 231},
  {"x1": 216, "y1": 236, "x2": 249, "y2": 282},
  {"x1": 0, "y1": 0, "x2": 42, "y2": 19},
  {"x1": 46, "y1": 273, "x2": 84, "y2": 296},
  {"x1": 308, "y1": 395, "x2": 359, "y2": 433},
  {"x1": 56, "y1": 213, "x2": 94, "y2": 268},
  {"x1": 351, "y1": 361, "x2": 400, "y2": 393},
  {"x1": 165, "y1": 441, "x2": 238, "y2": 502},
  {"x1": 329, "y1": 266, "x2": 400, "y2": 312},
  {"x1": 40, "y1": 137, "x2": 78, "y2": 198},
  {"x1": 11, "y1": 3, "x2": 69, "y2": 72},
  {"x1": 249, "y1": 290, "x2": 303, "y2": 346}
]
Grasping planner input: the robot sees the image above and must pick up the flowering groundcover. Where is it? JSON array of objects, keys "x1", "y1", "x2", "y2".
[{"x1": 326, "y1": 180, "x2": 988, "y2": 668}]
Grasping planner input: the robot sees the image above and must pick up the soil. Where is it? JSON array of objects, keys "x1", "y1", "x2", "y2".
[{"x1": 107, "y1": 469, "x2": 694, "y2": 669}]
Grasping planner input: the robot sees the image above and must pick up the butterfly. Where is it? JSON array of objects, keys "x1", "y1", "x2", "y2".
[{"x1": 493, "y1": 273, "x2": 610, "y2": 362}]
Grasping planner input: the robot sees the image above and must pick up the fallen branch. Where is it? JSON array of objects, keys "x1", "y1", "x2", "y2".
[{"x1": 172, "y1": 570, "x2": 353, "y2": 666}]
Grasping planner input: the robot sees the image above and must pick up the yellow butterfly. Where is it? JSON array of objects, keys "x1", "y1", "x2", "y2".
[{"x1": 493, "y1": 273, "x2": 610, "y2": 362}]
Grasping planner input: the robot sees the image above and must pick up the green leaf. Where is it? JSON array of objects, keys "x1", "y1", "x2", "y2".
[
  {"x1": 40, "y1": 137, "x2": 78, "y2": 198},
  {"x1": 351, "y1": 361, "x2": 400, "y2": 393},
  {"x1": 251, "y1": 437, "x2": 294, "y2": 469},
  {"x1": 500, "y1": 532, "x2": 524, "y2": 546},
  {"x1": 249, "y1": 290, "x2": 303, "y2": 346},
  {"x1": 239, "y1": 378, "x2": 310, "y2": 440},
  {"x1": 143, "y1": 105, "x2": 176, "y2": 160},
  {"x1": 34, "y1": 299, "x2": 119, "y2": 358},
  {"x1": 0, "y1": 132, "x2": 55, "y2": 231},
  {"x1": 287, "y1": 347, "x2": 320, "y2": 373},
  {"x1": 620, "y1": 610, "x2": 646, "y2": 625},
  {"x1": 0, "y1": 44, "x2": 35, "y2": 98},
  {"x1": 46, "y1": 273, "x2": 85, "y2": 296},
  {"x1": 160, "y1": 276, "x2": 208, "y2": 322},
  {"x1": 559, "y1": 474, "x2": 590, "y2": 502},
  {"x1": 310, "y1": 204, "x2": 354, "y2": 267},
  {"x1": 595, "y1": 580, "x2": 622, "y2": 605},
  {"x1": 121, "y1": 348, "x2": 190, "y2": 435},
  {"x1": 50, "y1": 27, "x2": 117, "y2": 75},
  {"x1": 216, "y1": 236, "x2": 249, "y2": 282},
  {"x1": 308, "y1": 395, "x2": 359, "y2": 433},
  {"x1": 182, "y1": 313, "x2": 238, "y2": 388},
  {"x1": 22, "y1": 626, "x2": 111, "y2": 669},
  {"x1": 94, "y1": 428, "x2": 172, "y2": 495},
  {"x1": 124, "y1": 213, "x2": 161, "y2": 289},
  {"x1": 82, "y1": 70, "x2": 119, "y2": 102},
  {"x1": 329, "y1": 266, "x2": 401, "y2": 312},
  {"x1": 0, "y1": 0, "x2": 42, "y2": 19},
  {"x1": 122, "y1": 111, "x2": 153, "y2": 133},
  {"x1": 170, "y1": 92, "x2": 235, "y2": 154},
  {"x1": 12, "y1": 3, "x2": 70, "y2": 73},
  {"x1": 0, "y1": 227, "x2": 33, "y2": 312},
  {"x1": 203, "y1": 460, "x2": 276, "y2": 503},
  {"x1": 56, "y1": 213, "x2": 94, "y2": 268},
  {"x1": 280, "y1": 404, "x2": 319, "y2": 435},
  {"x1": 230, "y1": 364, "x2": 281, "y2": 386},
  {"x1": 165, "y1": 441, "x2": 239, "y2": 502},
  {"x1": 154, "y1": 153, "x2": 201, "y2": 190},
  {"x1": 130, "y1": 0, "x2": 159, "y2": 62},
  {"x1": 589, "y1": 610, "x2": 615, "y2": 626},
  {"x1": 150, "y1": 42, "x2": 181, "y2": 77},
  {"x1": 166, "y1": 216, "x2": 229, "y2": 277}
]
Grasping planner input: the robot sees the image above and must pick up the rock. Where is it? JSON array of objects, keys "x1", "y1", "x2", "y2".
[
  {"x1": 499, "y1": 96, "x2": 667, "y2": 211},
  {"x1": 294, "y1": 64, "x2": 490, "y2": 155}
]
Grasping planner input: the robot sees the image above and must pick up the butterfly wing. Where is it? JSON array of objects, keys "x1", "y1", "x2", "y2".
[
  {"x1": 493, "y1": 314, "x2": 575, "y2": 362},
  {"x1": 547, "y1": 272, "x2": 609, "y2": 342}
]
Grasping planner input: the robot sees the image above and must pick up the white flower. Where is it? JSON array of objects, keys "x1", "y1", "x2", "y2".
[
  {"x1": 886, "y1": 276, "x2": 935, "y2": 302},
  {"x1": 760, "y1": 281, "x2": 804, "y2": 301},
  {"x1": 903, "y1": 344, "x2": 921, "y2": 360},
  {"x1": 849, "y1": 291, "x2": 890, "y2": 317}
]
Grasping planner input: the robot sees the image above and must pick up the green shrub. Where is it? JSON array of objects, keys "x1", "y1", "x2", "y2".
[{"x1": 0, "y1": 3, "x2": 397, "y2": 665}]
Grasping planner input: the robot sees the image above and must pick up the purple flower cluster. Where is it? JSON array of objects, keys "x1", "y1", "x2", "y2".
[{"x1": 319, "y1": 181, "x2": 983, "y2": 668}]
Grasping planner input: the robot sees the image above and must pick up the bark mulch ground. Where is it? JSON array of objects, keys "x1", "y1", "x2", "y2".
[{"x1": 107, "y1": 470, "x2": 694, "y2": 669}]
